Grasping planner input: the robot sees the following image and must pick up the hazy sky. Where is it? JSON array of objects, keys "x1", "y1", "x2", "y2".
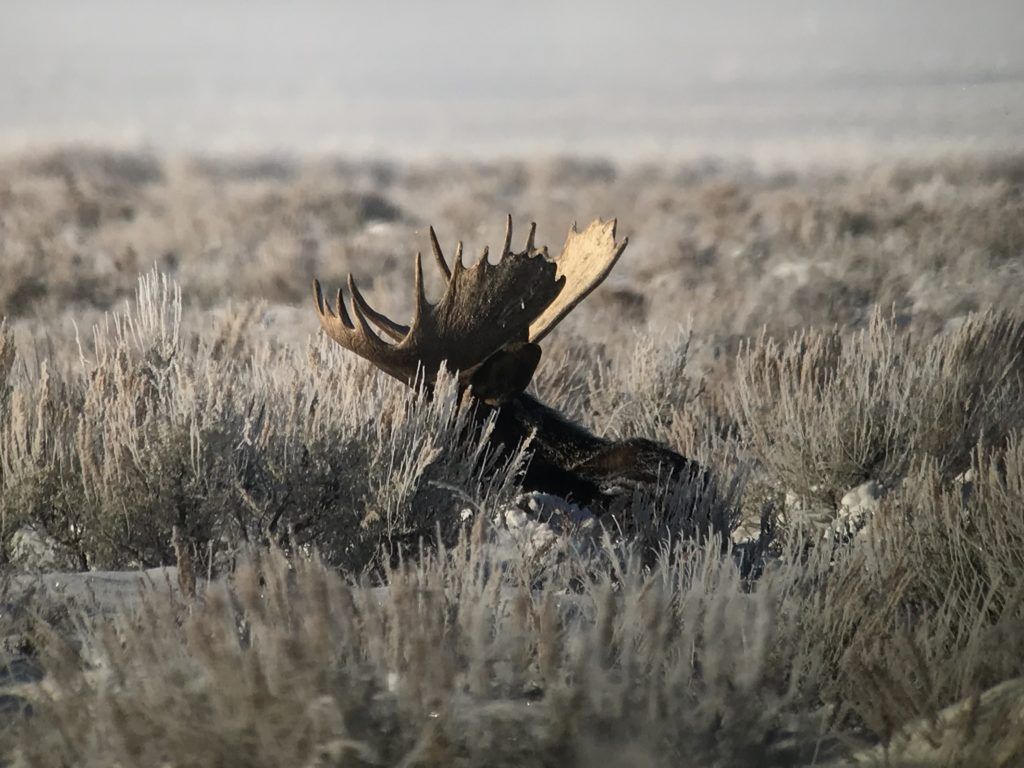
[{"x1": 2, "y1": 1, "x2": 1022, "y2": 159}]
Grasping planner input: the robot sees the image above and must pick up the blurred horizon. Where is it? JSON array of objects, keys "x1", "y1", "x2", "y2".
[{"x1": 3, "y1": 0, "x2": 1023, "y2": 163}]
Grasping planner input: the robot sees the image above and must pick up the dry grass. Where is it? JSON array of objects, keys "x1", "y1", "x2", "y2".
[
  {"x1": 1, "y1": 538, "x2": 834, "y2": 767},
  {"x1": 0, "y1": 273, "x2": 533, "y2": 573},
  {"x1": 731, "y1": 309, "x2": 1024, "y2": 507},
  {"x1": 4, "y1": 443, "x2": 1023, "y2": 766},
  {"x1": 0, "y1": 147, "x2": 1023, "y2": 765},
  {"x1": 2, "y1": 148, "x2": 1023, "y2": 348}
]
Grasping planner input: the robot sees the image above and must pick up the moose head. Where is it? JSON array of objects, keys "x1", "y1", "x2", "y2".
[{"x1": 313, "y1": 216, "x2": 702, "y2": 511}]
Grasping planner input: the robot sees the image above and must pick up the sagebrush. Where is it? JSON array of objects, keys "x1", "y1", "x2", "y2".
[{"x1": 1, "y1": 148, "x2": 1023, "y2": 766}]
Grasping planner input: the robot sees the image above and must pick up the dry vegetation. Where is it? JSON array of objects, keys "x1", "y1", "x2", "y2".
[{"x1": 0, "y1": 147, "x2": 1023, "y2": 765}]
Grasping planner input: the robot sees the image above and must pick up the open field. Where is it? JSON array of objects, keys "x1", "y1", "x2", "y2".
[{"x1": 1, "y1": 147, "x2": 1023, "y2": 765}]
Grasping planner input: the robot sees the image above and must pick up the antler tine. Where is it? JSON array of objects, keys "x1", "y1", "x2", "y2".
[
  {"x1": 502, "y1": 213, "x2": 513, "y2": 257},
  {"x1": 315, "y1": 216, "x2": 616, "y2": 390},
  {"x1": 428, "y1": 226, "x2": 451, "y2": 281},
  {"x1": 338, "y1": 275, "x2": 405, "y2": 341},
  {"x1": 313, "y1": 278, "x2": 329, "y2": 316},
  {"x1": 412, "y1": 251, "x2": 428, "y2": 325},
  {"x1": 525, "y1": 222, "x2": 537, "y2": 252},
  {"x1": 346, "y1": 275, "x2": 391, "y2": 351},
  {"x1": 335, "y1": 286, "x2": 353, "y2": 329},
  {"x1": 313, "y1": 279, "x2": 349, "y2": 328},
  {"x1": 528, "y1": 218, "x2": 629, "y2": 345}
]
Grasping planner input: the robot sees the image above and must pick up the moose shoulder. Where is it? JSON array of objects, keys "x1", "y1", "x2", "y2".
[{"x1": 313, "y1": 216, "x2": 702, "y2": 512}]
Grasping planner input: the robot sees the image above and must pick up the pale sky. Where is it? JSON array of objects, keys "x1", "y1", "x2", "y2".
[{"x1": 2, "y1": 1, "x2": 1022, "y2": 159}]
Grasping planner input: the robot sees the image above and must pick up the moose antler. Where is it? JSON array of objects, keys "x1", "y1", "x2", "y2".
[
  {"x1": 313, "y1": 216, "x2": 627, "y2": 388},
  {"x1": 529, "y1": 218, "x2": 627, "y2": 344},
  {"x1": 312, "y1": 216, "x2": 704, "y2": 515}
]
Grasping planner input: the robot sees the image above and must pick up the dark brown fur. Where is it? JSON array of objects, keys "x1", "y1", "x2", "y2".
[{"x1": 469, "y1": 344, "x2": 703, "y2": 511}]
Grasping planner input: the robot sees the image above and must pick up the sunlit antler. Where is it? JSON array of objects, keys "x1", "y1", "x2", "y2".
[
  {"x1": 528, "y1": 219, "x2": 627, "y2": 344},
  {"x1": 315, "y1": 215, "x2": 623, "y2": 386}
]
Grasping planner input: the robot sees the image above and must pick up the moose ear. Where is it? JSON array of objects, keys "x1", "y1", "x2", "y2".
[{"x1": 469, "y1": 342, "x2": 542, "y2": 405}]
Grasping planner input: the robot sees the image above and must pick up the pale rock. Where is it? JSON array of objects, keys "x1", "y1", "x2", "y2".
[
  {"x1": 9, "y1": 527, "x2": 71, "y2": 572},
  {"x1": 846, "y1": 676, "x2": 1024, "y2": 766},
  {"x1": 839, "y1": 480, "x2": 883, "y2": 520},
  {"x1": 827, "y1": 481, "x2": 885, "y2": 543},
  {"x1": 785, "y1": 481, "x2": 884, "y2": 544},
  {"x1": 484, "y1": 492, "x2": 599, "y2": 573},
  {"x1": 784, "y1": 487, "x2": 834, "y2": 532}
]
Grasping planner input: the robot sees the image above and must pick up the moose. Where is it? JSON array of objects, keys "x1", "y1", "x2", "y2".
[{"x1": 313, "y1": 217, "x2": 702, "y2": 513}]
